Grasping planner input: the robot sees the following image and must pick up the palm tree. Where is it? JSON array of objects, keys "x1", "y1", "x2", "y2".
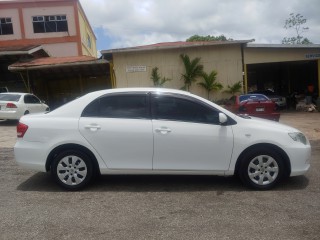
[
  {"x1": 151, "y1": 67, "x2": 171, "y2": 87},
  {"x1": 224, "y1": 81, "x2": 242, "y2": 96},
  {"x1": 180, "y1": 54, "x2": 204, "y2": 91},
  {"x1": 197, "y1": 70, "x2": 223, "y2": 99}
]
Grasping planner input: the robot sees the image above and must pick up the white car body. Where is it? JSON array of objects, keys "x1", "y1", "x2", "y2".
[
  {"x1": 14, "y1": 88, "x2": 311, "y2": 190},
  {"x1": 0, "y1": 92, "x2": 49, "y2": 120}
]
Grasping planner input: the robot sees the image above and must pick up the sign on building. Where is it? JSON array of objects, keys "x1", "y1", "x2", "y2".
[{"x1": 126, "y1": 66, "x2": 147, "y2": 73}]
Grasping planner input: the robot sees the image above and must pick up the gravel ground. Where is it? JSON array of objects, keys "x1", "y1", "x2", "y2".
[{"x1": 0, "y1": 112, "x2": 319, "y2": 240}]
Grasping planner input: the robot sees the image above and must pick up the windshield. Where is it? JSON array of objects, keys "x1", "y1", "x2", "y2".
[{"x1": 0, "y1": 94, "x2": 21, "y2": 102}]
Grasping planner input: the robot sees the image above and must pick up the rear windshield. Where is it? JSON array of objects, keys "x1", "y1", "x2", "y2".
[
  {"x1": 239, "y1": 94, "x2": 268, "y2": 102},
  {"x1": 0, "y1": 94, "x2": 21, "y2": 102}
]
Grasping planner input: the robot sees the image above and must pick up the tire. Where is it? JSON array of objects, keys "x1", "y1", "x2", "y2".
[
  {"x1": 239, "y1": 148, "x2": 284, "y2": 190},
  {"x1": 51, "y1": 149, "x2": 93, "y2": 190}
]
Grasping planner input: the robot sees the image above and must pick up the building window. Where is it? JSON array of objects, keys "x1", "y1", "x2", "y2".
[
  {"x1": 0, "y1": 18, "x2": 13, "y2": 35},
  {"x1": 32, "y1": 15, "x2": 68, "y2": 33},
  {"x1": 87, "y1": 34, "x2": 92, "y2": 49}
]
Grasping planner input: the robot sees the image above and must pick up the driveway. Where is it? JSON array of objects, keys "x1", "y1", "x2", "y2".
[{"x1": 0, "y1": 112, "x2": 319, "y2": 239}]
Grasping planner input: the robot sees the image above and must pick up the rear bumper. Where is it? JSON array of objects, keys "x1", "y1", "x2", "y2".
[
  {"x1": 14, "y1": 140, "x2": 47, "y2": 172},
  {"x1": 0, "y1": 110, "x2": 21, "y2": 120}
]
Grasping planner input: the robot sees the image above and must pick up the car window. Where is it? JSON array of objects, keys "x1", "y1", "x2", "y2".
[
  {"x1": 240, "y1": 94, "x2": 268, "y2": 102},
  {"x1": 24, "y1": 95, "x2": 41, "y2": 104},
  {"x1": 81, "y1": 93, "x2": 149, "y2": 119},
  {"x1": 0, "y1": 94, "x2": 21, "y2": 101},
  {"x1": 152, "y1": 94, "x2": 220, "y2": 124}
]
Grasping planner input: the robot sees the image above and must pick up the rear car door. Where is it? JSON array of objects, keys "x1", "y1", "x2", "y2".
[
  {"x1": 23, "y1": 94, "x2": 44, "y2": 113},
  {"x1": 79, "y1": 92, "x2": 153, "y2": 169},
  {"x1": 151, "y1": 93, "x2": 234, "y2": 171}
]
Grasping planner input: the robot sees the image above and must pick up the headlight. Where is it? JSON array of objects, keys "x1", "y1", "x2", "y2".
[{"x1": 288, "y1": 132, "x2": 307, "y2": 145}]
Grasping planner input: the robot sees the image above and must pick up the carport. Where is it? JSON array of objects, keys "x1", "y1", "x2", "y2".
[
  {"x1": 244, "y1": 44, "x2": 320, "y2": 102},
  {"x1": 8, "y1": 56, "x2": 111, "y2": 109}
]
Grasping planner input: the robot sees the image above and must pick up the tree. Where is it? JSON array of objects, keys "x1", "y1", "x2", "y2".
[
  {"x1": 186, "y1": 34, "x2": 233, "y2": 42},
  {"x1": 150, "y1": 67, "x2": 171, "y2": 87},
  {"x1": 197, "y1": 70, "x2": 223, "y2": 100},
  {"x1": 224, "y1": 81, "x2": 242, "y2": 96},
  {"x1": 282, "y1": 13, "x2": 312, "y2": 44},
  {"x1": 180, "y1": 54, "x2": 204, "y2": 91}
]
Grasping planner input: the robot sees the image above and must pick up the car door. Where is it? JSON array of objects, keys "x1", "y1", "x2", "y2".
[
  {"x1": 151, "y1": 93, "x2": 234, "y2": 171},
  {"x1": 79, "y1": 92, "x2": 153, "y2": 169},
  {"x1": 23, "y1": 94, "x2": 44, "y2": 113}
]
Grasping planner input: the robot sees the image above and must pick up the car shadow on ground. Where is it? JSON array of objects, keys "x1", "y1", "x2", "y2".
[
  {"x1": 0, "y1": 120, "x2": 18, "y2": 126},
  {"x1": 16, "y1": 173, "x2": 309, "y2": 193}
]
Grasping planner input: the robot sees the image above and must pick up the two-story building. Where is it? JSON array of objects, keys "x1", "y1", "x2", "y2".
[
  {"x1": 0, "y1": 0, "x2": 111, "y2": 108},
  {"x1": 0, "y1": 0, "x2": 97, "y2": 57}
]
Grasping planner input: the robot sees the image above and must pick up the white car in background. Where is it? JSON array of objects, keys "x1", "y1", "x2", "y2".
[
  {"x1": 14, "y1": 88, "x2": 311, "y2": 190},
  {"x1": 0, "y1": 92, "x2": 49, "y2": 120}
]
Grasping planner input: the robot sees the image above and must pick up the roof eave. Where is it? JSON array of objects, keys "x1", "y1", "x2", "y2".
[
  {"x1": 8, "y1": 59, "x2": 108, "y2": 72},
  {"x1": 101, "y1": 40, "x2": 251, "y2": 54}
]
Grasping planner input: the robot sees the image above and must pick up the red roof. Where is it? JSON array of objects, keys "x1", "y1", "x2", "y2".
[
  {"x1": 9, "y1": 55, "x2": 98, "y2": 68},
  {"x1": 101, "y1": 40, "x2": 251, "y2": 54}
]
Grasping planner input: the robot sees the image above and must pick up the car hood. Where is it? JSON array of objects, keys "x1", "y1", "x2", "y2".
[{"x1": 234, "y1": 115, "x2": 299, "y2": 133}]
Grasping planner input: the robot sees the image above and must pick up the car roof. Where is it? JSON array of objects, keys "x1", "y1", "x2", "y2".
[
  {"x1": 89, "y1": 88, "x2": 194, "y2": 96},
  {"x1": 0, "y1": 92, "x2": 28, "y2": 95}
]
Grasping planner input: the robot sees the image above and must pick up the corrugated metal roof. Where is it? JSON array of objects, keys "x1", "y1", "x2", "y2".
[
  {"x1": 247, "y1": 43, "x2": 320, "y2": 49},
  {"x1": 9, "y1": 55, "x2": 107, "y2": 71},
  {"x1": 0, "y1": 45, "x2": 48, "y2": 56},
  {"x1": 101, "y1": 40, "x2": 251, "y2": 54}
]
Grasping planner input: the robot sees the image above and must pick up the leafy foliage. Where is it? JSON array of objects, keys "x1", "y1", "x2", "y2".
[
  {"x1": 151, "y1": 67, "x2": 171, "y2": 87},
  {"x1": 197, "y1": 70, "x2": 223, "y2": 99},
  {"x1": 282, "y1": 13, "x2": 312, "y2": 44},
  {"x1": 224, "y1": 81, "x2": 242, "y2": 96},
  {"x1": 180, "y1": 54, "x2": 204, "y2": 91},
  {"x1": 186, "y1": 34, "x2": 233, "y2": 42}
]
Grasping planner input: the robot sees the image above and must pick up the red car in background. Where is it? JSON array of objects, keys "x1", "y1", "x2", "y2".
[{"x1": 225, "y1": 94, "x2": 280, "y2": 121}]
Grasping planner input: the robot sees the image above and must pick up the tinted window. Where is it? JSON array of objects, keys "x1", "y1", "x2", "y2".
[
  {"x1": 0, "y1": 94, "x2": 21, "y2": 102},
  {"x1": 82, "y1": 94, "x2": 148, "y2": 119},
  {"x1": 24, "y1": 95, "x2": 40, "y2": 104},
  {"x1": 152, "y1": 94, "x2": 220, "y2": 124}
]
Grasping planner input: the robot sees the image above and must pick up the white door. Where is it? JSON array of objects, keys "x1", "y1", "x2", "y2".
[
  {"x1": 79, "y1": 93, "x2": 153, "y2": 169},
  {"x1": 24, "y1": 94, "x2": 44, "y2": 113},
  {"x1": 151, "y1": 94, "x2": 234, "y2": 171}
]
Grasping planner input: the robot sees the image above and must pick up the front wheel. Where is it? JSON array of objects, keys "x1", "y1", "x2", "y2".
[
  {"x1": 239, "y1": 148, "x2": 285, "y2": 190},
  {"x1": 51, "y1": 150, "x2": 93, "y2": 190}
]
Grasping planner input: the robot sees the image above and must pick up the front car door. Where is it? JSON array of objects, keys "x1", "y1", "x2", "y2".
[
  {"x1": 79, "y1": 92, "x2": 153, "y2": 169},
  {"x1": 151, "y1": 93, "x2": 234, "y2": 171}
]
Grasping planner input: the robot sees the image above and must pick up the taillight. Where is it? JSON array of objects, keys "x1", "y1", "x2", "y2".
[
  {"x1": 6, "y1": 103, "x2": 17, "y2": 108},
  {"x1": 17, "y1": 122, "x2": 28, "y2": 138}
]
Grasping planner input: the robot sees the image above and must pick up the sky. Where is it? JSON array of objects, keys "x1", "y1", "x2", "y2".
[{"x1": 79, "y1": 0, "x2": 320, "y2": 52}]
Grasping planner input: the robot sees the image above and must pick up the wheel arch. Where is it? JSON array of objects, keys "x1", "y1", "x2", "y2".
[
  {"x1": 234, "y1": 143, "x2": 291, "y2": 177},
  {"x1": 45, "y1": 143, "x2": 100, "y2": 175}
]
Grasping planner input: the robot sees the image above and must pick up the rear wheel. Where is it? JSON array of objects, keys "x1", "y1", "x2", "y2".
[
  {"x1": 239, "y1": 148, "x2": 284, "y2": 190},
  {"x1": 51, "y1": 149, "x2": 93, "y2": 190}
]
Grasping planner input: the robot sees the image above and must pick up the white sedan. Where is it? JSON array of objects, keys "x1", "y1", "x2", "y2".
[
  {"x1": 0, "y1": 92, "x2": 49, "y2": 120},
  {"x1": 14, "y1": 88, "x2": 311, "y2": 190}
]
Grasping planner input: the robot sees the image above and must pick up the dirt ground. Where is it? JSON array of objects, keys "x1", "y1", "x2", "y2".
[{"x1": 0, "y1": 111, "x2": 319, "y2": 240}]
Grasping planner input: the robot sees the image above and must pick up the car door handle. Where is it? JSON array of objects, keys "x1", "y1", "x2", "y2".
[
  {"x1": 155, "y1": 127, "x2": 172, "y2": 134},
  {"x1": 85, "y1": 124, "x2": 101, "y2": 132}
]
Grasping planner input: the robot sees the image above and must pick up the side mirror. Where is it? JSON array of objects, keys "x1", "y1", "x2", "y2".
[{"x1": 219, "y1": 113, "x2": 228, "y2": 125}]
